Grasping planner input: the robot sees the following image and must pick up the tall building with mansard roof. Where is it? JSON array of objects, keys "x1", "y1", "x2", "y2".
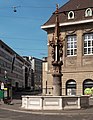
[{"x1": 41, "y1": 0, "x2": 93, "y2": 95}]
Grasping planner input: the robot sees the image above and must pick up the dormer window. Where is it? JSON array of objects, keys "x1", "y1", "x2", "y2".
[
  {"x1": 85, "y1": 8, "x2": 92, "y2": 17},
  {"x1": 68, "y1": 11, "x2": 74, "y2": 19}
]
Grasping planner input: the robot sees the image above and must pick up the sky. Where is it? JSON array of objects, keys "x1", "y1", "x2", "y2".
[{"x1": 0, "y1": 0, "x2": 68, "y2": 59}]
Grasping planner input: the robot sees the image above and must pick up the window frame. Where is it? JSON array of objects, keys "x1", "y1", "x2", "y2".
[
  {"x1": 66, "y1": 35, "x2": 77, "y2": 57},
  {"x1": 68, "y1": 11, "x2": 75, "y2": 20},
  {"x1": 85, "y1": 8, "x2": 92, "y2": 17},
  {"x1": 83, "y1": 33, "x2": 93, "y2": 55}
]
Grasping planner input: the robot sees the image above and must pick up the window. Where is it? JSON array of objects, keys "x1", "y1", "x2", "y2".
[
  {"x1": 83, "y1": 79, "x2": 93, "y2": 95},
  {"x1": 0, "y1": 50, "x2": 12, "y2": 62},
  {"x1": 66, "y1": 80, "x2": 76, "y2": 95},
  {"x1": 85, "y1": 8, "x2": 92, "y2": 17},
  {"x1": 84, "y1": 33, "x2": 93, "y2": 55},
  {"x1": 68, "y1": 11, "x2": 74, "y2": 19},
  {"x1": 67, "y1": 35, "x2": 77, "y2": 56}
]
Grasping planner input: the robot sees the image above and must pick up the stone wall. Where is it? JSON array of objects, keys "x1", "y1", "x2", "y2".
[{"x1": 21, "y1": 95, "x2": 89, "y2": 110}]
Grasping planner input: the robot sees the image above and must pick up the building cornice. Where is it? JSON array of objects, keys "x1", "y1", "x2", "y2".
[{"x1": 41, "y1": 19, "x2": 93, "y2": 29}]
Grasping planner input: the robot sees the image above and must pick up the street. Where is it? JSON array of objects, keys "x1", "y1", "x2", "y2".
[
  {"x1": 0, "y1": 108, "x2": 93, "y2": 120},
  {"x1": 0, "y1": 98, "x2": 93, "y2": 120}
]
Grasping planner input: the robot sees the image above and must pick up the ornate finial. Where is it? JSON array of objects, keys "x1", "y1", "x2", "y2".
[
  {"x1": 55, "y1": 4, "x2": 59, "y2": 14},
  {"x1": 54, "y1": 4, "x2": 60, "y2": 40}
]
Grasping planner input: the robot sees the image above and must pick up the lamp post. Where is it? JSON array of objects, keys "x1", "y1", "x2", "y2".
[
  {"x1": 4, "y1": 70, "x2": 8, "y2": 86},
  {"x1": 49, "y1": 4, "x2": 64, "y2": 96},
  {"x1": 4, "y1": 70, "x2": 8, "y2": 101},
  {"x1": 4, "y1": 70, "x2": 13, "y2": 104},
  {"x1": 4, "y1": 71, "x2": 7, "y2": 79}
]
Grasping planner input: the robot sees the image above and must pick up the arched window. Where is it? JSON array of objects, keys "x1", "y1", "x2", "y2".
[
  {"x1": 85, "y1": 8, "x2": 92, "y2": 17},
  {"x1": 66, "y1": 79, "x2": 76, "y2": 95},
  {"x1": 68, "y1": 11, "x2": 74, "y2": 19},
  {"x1": 83, "y1": 79, "x2": 93, "y2": 94}
]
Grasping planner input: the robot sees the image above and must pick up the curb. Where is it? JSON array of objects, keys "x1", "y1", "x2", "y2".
[{"x1": 0, "y1": 106, "x2": 93, "y2": 115}]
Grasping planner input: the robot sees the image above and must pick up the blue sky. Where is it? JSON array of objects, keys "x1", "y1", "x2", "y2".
[{"x1": 0, "y1": 0, "x2": 68, "y2": 59}]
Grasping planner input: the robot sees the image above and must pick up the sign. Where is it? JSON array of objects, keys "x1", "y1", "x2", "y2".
[
  {"x1": 0, "y1": 90, "x2": 3, "y2": 99},
  {"x1": 4, "y1": 88, "x2": 7, "y2": 90},
  {"x1": 4, "y1": 89, "x2": 7, "y2": 98},
  {"x1": 1, "y1": 82, "x2": 4, "y2": 90}
]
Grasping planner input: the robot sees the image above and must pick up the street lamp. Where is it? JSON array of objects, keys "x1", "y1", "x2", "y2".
[
  {"x1": 4, "y1": 71, "x2": 7, "y2": 79},
  {"x1": 4, "y1": 70, "x2": 13, "y2": 104},
  {"x1": 4, "y1": 71, "x2": 8, "y2": 85},
  {"x1": 3, "y1": 70, "x2": 8, "y2": 103}
]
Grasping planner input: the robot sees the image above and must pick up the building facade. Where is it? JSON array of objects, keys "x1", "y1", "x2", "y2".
[
  {"x1": 23, "y1": 56, "x2": 42, "y2": 91},
  {"x1": 42, "y1": 0, "x2": 93, "y2": 96},
  {"x1": 0, "y1": 40, "x2": 31, "y2": 94},
  {"x1": 31, "y1": 57, "x2": 42, "y2": 91},
  {"x1": 42, "y1": 57, "x2": 49, "y2": 95}
]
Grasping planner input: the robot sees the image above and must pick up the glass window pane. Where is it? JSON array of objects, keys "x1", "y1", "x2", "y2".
[
  {"x1": 67, "y1": 50, "x2": 70, "y2": 55},
  {"x1": 74, "y1": 36, "x2": 76, "y2": 41},
  {"x1": 84, "y1": 35, "x2": 87, "y2": 39},
  {"x1": 84, "y1": 41, "x2": 87, "y2": 47},
  {"x1": 71, "y1": 49, "x2": 73, "y2": 55},
  {"x1": 67, "y1": 35, "x2": 77, "y2": 56},
  {"x1": 87, "y1": 10, "x2": 90, "y2": 15},
  {"x1": 92, "y1": 48, "x2": 93, "y2": 53},
  {"x1": 74, "y1": 49, "x2": 77, "y2": 55},
  {"x1": 88, "y1": 41, "x2": 91, "y2": 46},
  {"x1": 88, "y1": 48, "x2": 91, "y2": 54},
  {"x1": 84, "y1": 48, "x2": 87, "y2": 54},
  {"x1": 92, "y1": 40, "x2": 93, "y2": 46},
  {"x1": 67, "y1": 43, "x2": 70, "y2": 48},
  {"x1": 88, "y1": 34, "x2": 91, "y2": 39},
  {"x1": 71, "y1": 42, "x2": 73, "y2": 48},
  {"x1": 71, "y1": 37, "x2": 73, "y2": 41},
  {"x1": 74, "y1": 42, "x2": 77, "y2": 48}
]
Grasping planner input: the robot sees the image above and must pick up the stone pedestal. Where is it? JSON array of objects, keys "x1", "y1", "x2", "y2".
[
  {"x1": 52, "y1": 61, "x2": 62, "y2": 96},
  {"x1": 53, "y1": 73, "x2": 62, "y2": 96}
]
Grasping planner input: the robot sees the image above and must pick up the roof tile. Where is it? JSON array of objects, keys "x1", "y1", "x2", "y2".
[{"x1": 42, "y1": 0, "x2": 93, "y2": 27}]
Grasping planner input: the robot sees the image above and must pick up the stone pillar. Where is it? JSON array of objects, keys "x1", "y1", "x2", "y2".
[
  {"x1": 53, "y1": 74, "x2": 62, "y2": 96},
  {"x1": 52, "y1": 61, "x2": 62, "y2": 96},
  {"x1": 77, "y1": 30, "x2": 83, "y2": 67},
  {"x1": 77, "y1": 82, "x2": 82, "y2": 95}
]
